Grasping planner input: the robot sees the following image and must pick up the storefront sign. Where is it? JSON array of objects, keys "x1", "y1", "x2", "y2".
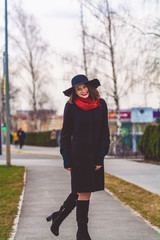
[
  {"x1": 153, "y1": 111, "x2": 160, "y2": 118},
  {"x1": 131, "y1": 108, "x2": 153, "y2": 123},
  {"x1": 108, "y1": 111, "x2": 131, "y2": 119}
]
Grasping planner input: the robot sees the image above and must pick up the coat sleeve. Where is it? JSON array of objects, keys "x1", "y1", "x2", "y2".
[
  {"x1": 60, "y1": 102, "x2": 73, "y2": 168},
  {"x1": 96, "y1": 99, "x2": 110, "y2": 166}
]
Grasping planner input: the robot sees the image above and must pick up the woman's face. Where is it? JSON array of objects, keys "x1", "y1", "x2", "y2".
[{"x1": 75, "y1": 84, "x2": 89, "y2": 98}]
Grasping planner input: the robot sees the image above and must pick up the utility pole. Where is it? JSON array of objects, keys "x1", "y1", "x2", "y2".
[
  {"x1": 0, "y1": 115, "x2": 2, "y2": 155},
  {"x1": 0, "y1": 71, "x2": 2, "y2": 155},
  {"x1": 4, "y1": 0, "x2": 11, "y2": 166}
]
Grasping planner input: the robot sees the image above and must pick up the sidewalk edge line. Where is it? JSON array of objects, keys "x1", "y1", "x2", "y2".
[
  {"x1": 2, "y1": 146, "x2": 61, "y2": 158},
  {"x1": 104, "y1": 188, "x2": 160, "y2": 234},
  {"x1": 8, "y1": 168, "x2": 27, "y2": 240}
]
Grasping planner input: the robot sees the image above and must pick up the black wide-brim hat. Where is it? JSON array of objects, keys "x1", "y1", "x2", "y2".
[{"x1": 63, "y1": 74, "x2": 101, "y2": 96}]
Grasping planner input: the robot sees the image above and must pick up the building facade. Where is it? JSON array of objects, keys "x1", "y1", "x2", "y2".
[{"x1": 108, "y1": 108, "x2": 160, "y2": 153}]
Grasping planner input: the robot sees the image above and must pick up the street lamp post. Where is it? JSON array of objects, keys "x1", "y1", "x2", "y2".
[
  {"x1": 4, "y1": 0, "x2": 11, "y2": 166},
  {"x1": 0, "y1": 115, "x2": 2, "y2": 155}
]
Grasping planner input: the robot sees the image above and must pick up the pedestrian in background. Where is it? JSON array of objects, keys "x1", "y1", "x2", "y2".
[
  {"x1": 50, "y1": 129, "x2": 56, "y2": 146},
  {"x1": 17, "y1": 128, "x2": 26, "y2": 149},
  {"x1": 12, "y1": 131, "x2": 19, "y2": 148},
  {"x1": 46, "y1": 74, "x2": 110, "y2": 240},
  {"x1": 10, "y1": 133, "x2": 13, "y2": 144}
]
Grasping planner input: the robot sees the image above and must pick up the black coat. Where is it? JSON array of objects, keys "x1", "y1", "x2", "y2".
[{"x1": 60, "y1": 98, "x2": 110, "y2": 193}]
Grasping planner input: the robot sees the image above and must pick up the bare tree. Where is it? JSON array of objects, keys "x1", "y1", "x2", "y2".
[
  {"x1": 141, "y1": 19, "x2": 160, "y2": 92},
  {"x1": 62, "y1": 1, "x2": 99, "y2": 82},
  {"x1": 80, "y1": 0, "x2": 157, "y2": 135},
  {"x1": 80, "y1": 0, "x2": 128, "y2": 135},
  {"x1": 119, "y1": 2, "x2": 160, "y2": 104},
  {"x1": 0, "y1": 51, "x2": 20, "y2": 128},
  {"x1": 10, "y1": 3, "x2": 53, "y2": 130},
  {"x1": 80, "y1": 3, "x2": 88, "y2": 77}
]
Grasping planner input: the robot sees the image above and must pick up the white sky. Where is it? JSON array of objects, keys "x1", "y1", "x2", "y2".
[
  {"x1": 21, "y1": 0, "x2": 81, "y2": 53},
  {"x1": 0, "y1": 0, "x2": 160, "y2": 114}
]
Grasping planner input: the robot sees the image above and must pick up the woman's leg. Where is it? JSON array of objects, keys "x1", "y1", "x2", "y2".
[
  {"x1": 76, "y1": 192, "x2": 92, "y2": 240},
  {"x1": 47, "y1": 192, "x2": 78, "y2": 236},
  {"x1": 77, "y1": 192, "x2": 91, "y2": 200}
]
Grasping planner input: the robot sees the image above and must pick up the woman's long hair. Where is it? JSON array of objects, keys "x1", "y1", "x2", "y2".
[{"x1": 68, "y1": 84, "x2": 100, "y2": 104}]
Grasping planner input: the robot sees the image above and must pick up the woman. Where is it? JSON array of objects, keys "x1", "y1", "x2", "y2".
[{"x1": 46, "y1": 74, "x2": 110, "y2": 240}]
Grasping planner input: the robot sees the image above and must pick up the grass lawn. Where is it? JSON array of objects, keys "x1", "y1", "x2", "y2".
[
  {"x1": 105, "y1": 172, "x2": 160, "y2": 229},
  {"x1": 0, "y1": 165, "x2": 25, "y2": 240}
]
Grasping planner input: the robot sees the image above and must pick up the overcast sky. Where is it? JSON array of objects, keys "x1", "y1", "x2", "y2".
[
  {"x1": 16, "y1": 0, "x2": 159, "y2": 53},
  {"x1": 0, "y1": 0, "x2": 160, "y2": 114}
]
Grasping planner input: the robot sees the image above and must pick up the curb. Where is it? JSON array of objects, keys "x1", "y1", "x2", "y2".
[
  {"x1": 2, "y1": 147, "x2": 62, "y2": 158},
  {"x1": 104, "y1": 188, "x2": 160, "y2": 234},
  {"x1": 8, "y1": 168, "x2": 27, "y2": 240}
]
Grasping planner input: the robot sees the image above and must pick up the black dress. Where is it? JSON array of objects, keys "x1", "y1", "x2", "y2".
[{"x1": 60, "y1": 98, "x2": 110, "y2": 193}]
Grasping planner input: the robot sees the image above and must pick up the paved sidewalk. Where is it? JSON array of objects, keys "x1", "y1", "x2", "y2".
[
  {"x1": 4, "y1": 145, "x2": 160, "y2": 195},
  {"x1": 3, "y1": 144, "x2": 61, "y2": 157},
  {"x1": 105, "y1": 158, "x2": 160, "y2": 195},
  {"x1": 13, "y1": 163, "x2": 160, "y2": 240}
]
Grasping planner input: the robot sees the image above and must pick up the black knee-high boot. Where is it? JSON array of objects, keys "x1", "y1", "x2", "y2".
[
  {"x1": 76, "y1": 200, "x2": 92, "y2": 240},
  {"x1": 46, "y1": 192, "x2": 78, "y2": 236}
]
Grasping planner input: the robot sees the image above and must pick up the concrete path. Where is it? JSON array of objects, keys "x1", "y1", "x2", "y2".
[
  {"x1": 1, "y1": 147, "x2": 160, "y2": 239},
  {"x1": 105, "y1": 159, "x2": 160, "y2": 195},
  {"x1": 13, "y1": 163, "x2": 160, "y2": 240},
  {"x1": 4, "y1": 145, "x2": 160, "y2": 195},
  {"x1": 3, "y1": 144, "x2": 61, "y2": 156}
]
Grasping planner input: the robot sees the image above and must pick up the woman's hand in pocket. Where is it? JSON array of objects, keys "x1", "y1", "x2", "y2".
[
  {"x1": 66, "y1": 168, "x2": 72, "y2": 171},
  {"x1": 95, "y1": 165, "x2": 102, "y2": 171}
]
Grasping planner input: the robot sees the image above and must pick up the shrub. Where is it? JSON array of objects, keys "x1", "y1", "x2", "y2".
[
  {"x1": 139, "y1": 124, "x2": 160, "y2": 161},
  {"x1": 24, "y1": 131, "x2": 57, "y2": 147}
]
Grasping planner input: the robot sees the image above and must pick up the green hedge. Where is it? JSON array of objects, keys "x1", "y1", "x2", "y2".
[
  {"x1": 24, "y1": 131, "x2": 57, "y2": 147},
  {"x1": 139, "y1": 124, "x2": 160, "y2": 161}
]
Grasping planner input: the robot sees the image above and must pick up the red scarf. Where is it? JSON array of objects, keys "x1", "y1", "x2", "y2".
[{"x1": 74, "y1": 96, "x2": 101, "y2": 110}]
